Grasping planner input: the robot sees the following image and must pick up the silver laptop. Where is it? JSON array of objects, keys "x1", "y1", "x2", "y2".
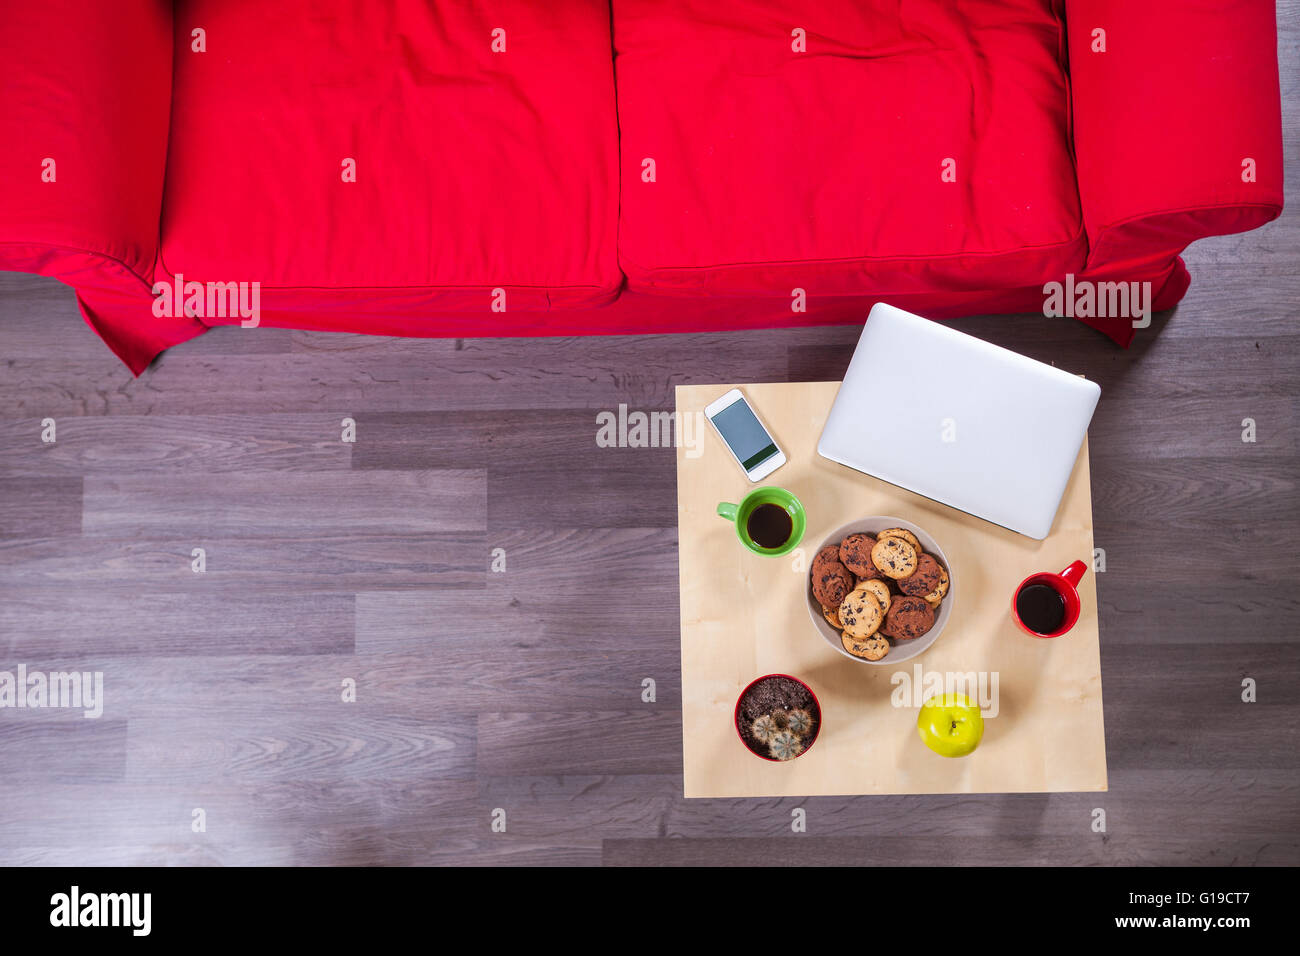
[{"x1": 817, "y1": 303, "x2": 1100, "y2": 539}]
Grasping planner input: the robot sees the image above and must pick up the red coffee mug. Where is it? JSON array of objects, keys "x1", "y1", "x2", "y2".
[{"x1": 1012, "y1": 560, "x2": 1087, "y2": 638}]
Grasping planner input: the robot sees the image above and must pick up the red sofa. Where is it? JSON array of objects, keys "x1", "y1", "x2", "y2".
[{"x1": 0, "y1": 0, "x2": 1283, "y2": 374}]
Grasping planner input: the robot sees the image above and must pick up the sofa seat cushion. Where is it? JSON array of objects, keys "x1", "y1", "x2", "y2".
[
  {"x1": 161, "y1": 0, "x2": 620, "y2": 312},
  {"x1": 613, "y1": 0, "x2": 1085, "y2": 296}
]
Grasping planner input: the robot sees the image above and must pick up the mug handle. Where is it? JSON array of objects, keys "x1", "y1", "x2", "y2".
[
  {"x1": 716, "y1": 502, "x2": 738, "y2": 521},
  {"x1": 1060, "y1": 559, "x2": 1088, "y2": 588}
]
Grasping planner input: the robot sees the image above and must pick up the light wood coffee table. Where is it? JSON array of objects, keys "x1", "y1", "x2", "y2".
[{"x1": 675, "y1": 382, "x2": 1107, "y2": 798}]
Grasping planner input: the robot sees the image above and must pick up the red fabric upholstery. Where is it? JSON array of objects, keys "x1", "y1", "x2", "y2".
[
  {"x1": 0, "y1": 0, "x2": 206, "y2": 372},
  {"x1": 1066, "y1": 0, "x2": 1284, "y2": 272},
  {"x1": 613, "y1": 0, "x2": 1086, "y2": 297},
  {"x1": 160, "y1": 0, "x2": 621, "y2": 313},
  {"x1": 0, "y1": 0, "x2": 1285, "y2": 371}
]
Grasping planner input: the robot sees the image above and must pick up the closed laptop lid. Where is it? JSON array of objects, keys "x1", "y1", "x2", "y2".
[{"x1": 816, "y1": 303, "x2": 1100, "y2": 539}]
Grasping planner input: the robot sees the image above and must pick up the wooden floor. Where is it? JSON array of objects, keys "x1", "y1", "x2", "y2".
[{"x1": 3, "y1": 51, "x2": 1298, "y2": 871}]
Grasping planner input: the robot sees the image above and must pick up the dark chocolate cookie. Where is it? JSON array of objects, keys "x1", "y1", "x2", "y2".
[
  {"x1": 811, "y1": 559, "x2": 853, "y2": 609},
  {"x1": 881, "y1": 595, "x2": 935, "y2": 641},
  {"x1": 898, "y1": 553, "x2": 944, "y2": 597},
  {"x1": 811, "y1": 545, "x2": 842, "y2": 575},
  {"x1": 839, "y1": 533, "x2": 882, "y2": 579}
]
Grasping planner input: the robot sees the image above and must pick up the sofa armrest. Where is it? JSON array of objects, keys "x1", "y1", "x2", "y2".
[
  {"x1": 0, "y1": 0, "x2": 173, "y2": 285},
  {"x1": 0, "y1": 1, "x2": 207, "y2": 373},
  {"x1": 1064, "y1": 0, "x2": 1284, "y2": 271}
]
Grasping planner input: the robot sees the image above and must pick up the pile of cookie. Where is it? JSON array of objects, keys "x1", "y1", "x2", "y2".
[{"x1": 810, "y1": 527, "x2": 950, "y2": 661}]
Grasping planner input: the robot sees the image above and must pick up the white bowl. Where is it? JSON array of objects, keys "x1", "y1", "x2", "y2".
[{"x1": 807, "y1": 516, "x2": 954, "y2": 665}]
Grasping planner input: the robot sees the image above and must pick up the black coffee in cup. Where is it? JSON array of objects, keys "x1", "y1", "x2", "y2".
[
  {"x1": 1015, "y1": 583, "x2": 1066, "y2": 634},
  {"x1": 746, "y1": 503, "x2": 793, "y2": 549}
]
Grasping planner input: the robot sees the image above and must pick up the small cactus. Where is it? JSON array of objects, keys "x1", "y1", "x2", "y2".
[
  {"x1": 786, "y1": 708, "x2": 814, "y2": 736},
  {"x1": 751, "y1": 714, "x2": 779, "y2": 743},
  {"x1": 768, "y1": 730, "x2": 804, "y2": 761}
]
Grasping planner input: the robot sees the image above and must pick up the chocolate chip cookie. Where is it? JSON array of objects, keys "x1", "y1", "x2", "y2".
[
  {"x1": 838, "y1": 533, "x2": 882, "y2": 579},
  {"x1": 923, "y1": 565, "x2": 950, "y2": 605},
  {"x1": 842, "y1": 632, "x2": 890, "y2": 661},
  {"x1": 857, "y1": 578, "x2": 891, "y2": 615},
  {"x1": 811, "y1": 558, "x2": 853, "y2": 609},
  {"x1": 878, "y1": 527, "x2": 921, "y2": 551},
  {"x1": 838, "y1": 587, "x2": 884, "y2": 638},
  {"x1": 822, "y1": 604, "x2": 843, "y2": 629},
  {"x1": 881, "y1": 595, "x2": 935, "y2": 640},
  {"x1": 898, "y1": 552, "x2": 944, "y2": 597},
  {"x1": 871, "y1": 535, "x2": 918, "y2": 580},
  {"x1": 811, "y1": 544, "x2": 841, "y2": 575}
]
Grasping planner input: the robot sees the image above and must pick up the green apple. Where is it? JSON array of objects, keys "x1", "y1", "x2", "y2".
[{"x1": 917, "y1": 693, "x2": 984, "y2": 757}]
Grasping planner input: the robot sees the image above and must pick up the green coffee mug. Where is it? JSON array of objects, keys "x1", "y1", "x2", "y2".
[{"x1": 717, "y1": 487, "x2": 806, "y2": 556}]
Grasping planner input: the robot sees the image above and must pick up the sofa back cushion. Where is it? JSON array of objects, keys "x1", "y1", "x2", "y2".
[
  {"x1": 613, "y1": 0, "x2": 1085, "y2": 297},
  {"x1": 160, "y1": 0, "x2": 621, "y2": 314}
]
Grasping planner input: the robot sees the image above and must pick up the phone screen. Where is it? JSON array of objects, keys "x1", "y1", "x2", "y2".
[{"x1": 712, "y1": 399, "x2": 778, "y2": 471}]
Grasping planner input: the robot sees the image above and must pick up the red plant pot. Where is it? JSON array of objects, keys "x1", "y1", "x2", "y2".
[{"x1": 734, "y1": 673, "x2": 822, "y2": 761}]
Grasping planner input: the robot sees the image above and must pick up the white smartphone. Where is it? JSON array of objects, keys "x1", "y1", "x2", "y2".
[{"x1": 704, "y1": 388, "x2": 786, "y2": 482}]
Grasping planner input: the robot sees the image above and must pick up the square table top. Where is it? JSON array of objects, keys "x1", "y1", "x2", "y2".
[{"x1": 675, "y1": 381, "x2": 1107, "y2": 798}]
